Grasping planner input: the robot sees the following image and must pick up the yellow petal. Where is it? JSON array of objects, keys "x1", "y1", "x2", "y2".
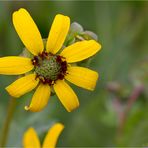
[
  {"x1": 23, "y1": 127, "x2": 41, "y2": 148},
  {"x1": 25, "y1": 83, "x2": 51, "y2": 112},
  {"x1": 54, "y1": 80, "x2": 79, "y2": 112},
  {"x1": 46, "y1": 14, "x2": 70, "y2": 54},
  {"x1": 60, "y1": 40, "x2": 101, "y2": 63},
  {"x1": 13, "y1": 8, "x2": 44, "y2": 55},
  {"x1": 6, "y1": 74, "x2": 39, "y2": 98},
  {"x1": 42, "y1": 123, "x2": 64, "y2": 148},
  {"x1": 65, "y1": 66, "x2": 99, "y2": 91},
  {"x1": 0, "y1": 56, "x2": 33, "y2": 75}
]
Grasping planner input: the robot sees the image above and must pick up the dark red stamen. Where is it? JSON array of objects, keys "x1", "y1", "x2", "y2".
[
  {"x1": 39, "y1": 51, "x2": 48, "y2": 59},
  {"x1": 32, "y1": 56, "x2": 39, "y2": 66},
  {"x1": 57, "y1": 73, "x2": 65, "y2": 80},
  {"x1": 56, "y1": 55, "x2": 62, "y2": 62},
  {"x1": 61, "y1": 61, "x2": 67, "y2": 72}
]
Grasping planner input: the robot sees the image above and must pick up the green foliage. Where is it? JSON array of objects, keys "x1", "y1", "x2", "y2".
[{"x1": 0, "y1": 1, "x2": 148, "y2": 147}]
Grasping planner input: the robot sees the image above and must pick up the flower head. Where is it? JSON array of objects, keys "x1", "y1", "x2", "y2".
[
  {"x1": 0, "y1": 8, "x2": 101, "y2": 112},
  {"x1": 23, "y1": 123, "x2": 64, "y2": 148}
]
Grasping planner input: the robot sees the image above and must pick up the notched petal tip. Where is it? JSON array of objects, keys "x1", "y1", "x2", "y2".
[
  {"x1": 12, "y1": 8, "x2": 28, "y2": 21},
  {"x1": 13, "y1": 8, "x2": 25, "y2": 14}
]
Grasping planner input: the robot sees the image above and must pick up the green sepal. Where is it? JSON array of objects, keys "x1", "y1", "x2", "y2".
[{"x1": 65, "y1": 22, "x2": 98, "y2": 67}]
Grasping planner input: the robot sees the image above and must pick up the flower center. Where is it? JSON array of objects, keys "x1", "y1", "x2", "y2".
[{"x1": 32, "y1": 52, "x2": 67, "y2": 85}]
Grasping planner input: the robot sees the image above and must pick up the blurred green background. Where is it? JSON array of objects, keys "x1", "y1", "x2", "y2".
[{"x1": 0, "y1": 1, "x2": 148, "y2": 147}]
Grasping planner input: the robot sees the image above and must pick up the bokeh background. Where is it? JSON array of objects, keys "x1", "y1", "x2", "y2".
[{"x1": 0, "y1": 1, "x2": 148, "y2": 147}]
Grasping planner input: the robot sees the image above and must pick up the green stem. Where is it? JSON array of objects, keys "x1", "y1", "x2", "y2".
[{"x1": 0, "y1": 97, "x2": 16, "y2": 147}]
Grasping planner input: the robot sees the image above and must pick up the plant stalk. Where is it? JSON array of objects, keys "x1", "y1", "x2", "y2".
[{"x1": 0, "y1": 97, "x2": 16, "y2": 147}]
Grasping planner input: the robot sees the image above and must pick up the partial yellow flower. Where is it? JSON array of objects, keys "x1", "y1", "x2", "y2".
[
  {"x1": 0, "y1": 8, "x2": 101, "y2": 112},
  {"x1": 23, "y1": 123, "x2": 64, "y2": 148}
]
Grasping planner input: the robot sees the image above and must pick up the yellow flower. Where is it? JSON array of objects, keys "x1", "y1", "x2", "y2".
[
  {"x1": 23, "y1": 123, "x2": 64, "y2": 148},
  {"x1": 0, "y1": 8, "x2": 101, "y2": 112}
]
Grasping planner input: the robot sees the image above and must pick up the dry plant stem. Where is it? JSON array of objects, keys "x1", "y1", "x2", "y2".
[{"x1": 0, "y1": 97, "x2": 16, "y2": 147}]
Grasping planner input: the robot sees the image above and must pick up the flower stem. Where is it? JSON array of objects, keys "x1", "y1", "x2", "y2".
[{"x1": 0, "y1": 97, "x2": 16, "y2": 147}]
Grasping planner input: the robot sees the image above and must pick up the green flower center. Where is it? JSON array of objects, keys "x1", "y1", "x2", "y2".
[{"x1": 32, "y1": 52, "x2": 67, "y2": 85}]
